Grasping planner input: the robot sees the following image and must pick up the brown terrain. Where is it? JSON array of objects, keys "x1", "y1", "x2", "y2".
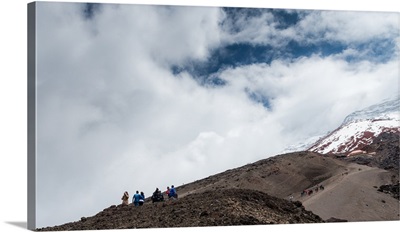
[
  {"x1": 37, "y1": 132, "x2": 399, "y2": 230},
  {"x1": 37, "y1": 189, "x2": 323, "y2": 230}
]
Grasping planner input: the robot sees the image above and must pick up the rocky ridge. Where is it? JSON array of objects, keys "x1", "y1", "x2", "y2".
[{"x1": 36, "y1": 189, "x2": 323, "y2": 231}]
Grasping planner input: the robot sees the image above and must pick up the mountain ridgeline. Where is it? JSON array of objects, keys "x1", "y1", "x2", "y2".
[{"x1": 308, "y1": 98, "x2": 399, "y2": 154}]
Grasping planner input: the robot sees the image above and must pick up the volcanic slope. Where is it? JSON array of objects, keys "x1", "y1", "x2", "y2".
[
  {"x1": 37, "y1": 149, "x2": 399, "y2": 230},
  {"x1": 36, "y1": 188, "x2": 323, "y2": 230},
  {"x1": 175, "y1": 151, "x2": 399, "y2": 222},
  {"x1": 176, "y1": 151, "x2": 349, "y2": 199},
  {"x1": 301, "y1": 163, "x2": 399, "y2": 221}
]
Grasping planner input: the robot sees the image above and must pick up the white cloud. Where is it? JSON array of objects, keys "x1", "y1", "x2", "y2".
[
  {"x1": 94, "y1": 4, "x2": 224, "y2": 66},
  {"x1": 220, "y1": 9, "x2": 399, "y2": 49},
  {"x1": 220, "y1": 10, "x2": 282, "y2": 45},
  {"x1": 217, "y1": 54, "x2": 399, "y2": 138},
  {"x1": 295, "y1": 10, "x2": 399, "y2": 44}
]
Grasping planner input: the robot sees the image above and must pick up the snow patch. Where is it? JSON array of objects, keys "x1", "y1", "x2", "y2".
[{"x1": 307, "y1": 98, "x2": 400, "y2": 154}]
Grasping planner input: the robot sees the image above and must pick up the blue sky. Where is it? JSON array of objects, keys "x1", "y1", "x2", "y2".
[
  {"x1": 34, "y1": 2, "x2": 399, "y2": 228},
  {"x1": 81, "y1": 4, "x2": 398, "y2": 79},
  {"x1": 169, "y1": 7, "x2": 398, "y2": 109}
]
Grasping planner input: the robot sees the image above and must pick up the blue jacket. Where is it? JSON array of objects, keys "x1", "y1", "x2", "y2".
[
  {"x1": 169, "y1": 187, "x2": 176, "y2": 197},
  {"x1": 133, "y1": 193, "x2": 141, "y2": 203}
]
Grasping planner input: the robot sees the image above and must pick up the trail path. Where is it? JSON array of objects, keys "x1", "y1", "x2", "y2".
[{"x1": 301, "y1": 163, "x2": 399, "y2": 221}]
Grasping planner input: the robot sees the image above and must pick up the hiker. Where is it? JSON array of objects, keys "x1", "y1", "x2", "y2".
[
  {"x1": 152, "y1": 188, "x2": 164, "y2": 203},
  {"x1": 121, "y1": 191, "x2": 129, "y2": 205},
  {"x1": 153, "y1": 188, "x2": 161, "y2": 198},
  {"x1": 139, "y1": 191, "x2": 145, "y2": 206},
  {"x1": 166, "y1": 186, "x2": 170, "y2": 198},
  {"x1": 300, "y1": 190, "x2": 306, "y2": 197},
  {"x1": 168, "y1": 185, "x2": 178, "y2": 199},
  {"x1": 133, "y1": 191, "x2": 142, "y2": 206}
]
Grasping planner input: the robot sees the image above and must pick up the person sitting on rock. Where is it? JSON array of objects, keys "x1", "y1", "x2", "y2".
[
  {"x1": 152, "y1": 188, "x2": 164, "y2": 203},
  {"x1": 133, "y1": 191, "x2": 141, "y2": 206},
  {"x1": 139, "y1": 191, "x2": 145, "y2": 206},
  {"x1": 168, "y1": 185, "x2": 178, "y2": 199},
  {"x1": 121, "y1": 191, "x2": 129, "y2": 205}
]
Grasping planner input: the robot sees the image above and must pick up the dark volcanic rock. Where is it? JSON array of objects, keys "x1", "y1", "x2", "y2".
[
  {"x1": 326, "y1": 217, "x2": 348, "y2": 222},
  {"x1": 378, "y1": 183, "x2": 400, "y2": 200},
  {"x1": 349, "y1": 133, "x2": 400, "y2": 173},
  {"x1": 36, "y1": 189, "x2": 324, "y2": 231}
]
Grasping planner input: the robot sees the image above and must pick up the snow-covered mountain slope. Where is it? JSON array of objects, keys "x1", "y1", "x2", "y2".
[
  {"x1": 307, "y1": 98, "x2": 400, "y2": 155},
  {"x1": 282, "y1": 135, "x2": 323, "y2": 154},
  {"x1": 343, "y1": 98, "x2": 400, "y2": 124}
]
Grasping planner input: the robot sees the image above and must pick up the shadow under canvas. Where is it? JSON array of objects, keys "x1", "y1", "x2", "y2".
[{"x1": 6, "y1": 221, "x2": 27, "y2": 230}]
